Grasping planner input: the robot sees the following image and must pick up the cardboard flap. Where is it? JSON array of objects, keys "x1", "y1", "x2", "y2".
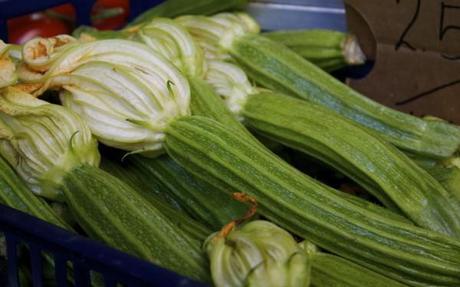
[{"x1": 345, "y1": 0, "x2": 460, "y2": 123}]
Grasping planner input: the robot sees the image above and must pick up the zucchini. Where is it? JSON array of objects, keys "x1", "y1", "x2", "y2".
[
  {"x1": 188, "y1": 72, "x2": 412, "y2": 226},
  {"x1": 101, "y1": 156, "x2": 212, "y2": 241},
  {"x1": 242, "y1": 91, "x2": 460, "y2": 235},
  {"x1": 0, "y1": 155, "x2": 77, "y2": 286},
  {"x1": 101, "y1": 146, "x2": 216, "y2": 235},
  {"x1": 0, "y1": 88, "x2": 210, "y2": 282},
  {"x1": 190, "y1": 76, "x2": 411, "y2": 225},
  {"x1": 263, "y1": 30, "x2": 366, "y2": 72},
  {"x1": 164, "y1": 116, "x2": 460, "y2": 286},
  {"x1": 0, "y1": 155, "x2": 70, "y2": 230},
  {"x1": 124, "y1": 155, "x2": 247, "y2": 231},
  {"x1": 120, "y1": 18, "x2": 252, "y2": 230},
  {"x1": 177, "y1": 13, "x2": 460, "y2": 160},
  {"x1": 204, "y1": 59, "x2": 460, "y2": 235},
  {"x1": 62, "y1": 164, "x2": 209, "y2": 281},
  {"x1": 298, "y1": 241, "x2": 408, "y2": 287},
  {"x1": 101, "y1": 153, "x2": 187, "y2": 212},
  {"x1": 311, "y1": 57, "x2": 347, "y2": 73},
  {"x1": 426, "y1": 158, "x2": 460, "y2": 203},
  {"x1": 20, "y1": 36, "x2": 460, "y2": 286},
  {"x1": 233, "y1": 34, "x2": 460, "y2": 159}
]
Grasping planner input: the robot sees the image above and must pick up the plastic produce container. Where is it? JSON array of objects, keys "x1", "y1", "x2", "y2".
[{"x1": 0, "y1": 1, "x2": 348, "y2": 286}]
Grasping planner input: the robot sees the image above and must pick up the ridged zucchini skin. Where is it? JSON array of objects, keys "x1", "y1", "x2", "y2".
[
  {"x1": 312, "y1": 58, "x2": 347, "y2": 72},
  {"x1": 190, "y1": 75, "x2": 410, "y2": 225},
  {"x1": 0, "y1": 156, "x2": 69, "y2": 229},
  {"x1": 100, "y1": 157, "x2": 212, "y2": 241},
  {"x1": 190, "y1": 77, "x2": 250, "y2": 135},
  {"x1": 127, "y1": 155, "x2": 247, "y2": 231},
  {"x1": 263, "y1": 30, "x2": 346, "y2": 51},
  {"x1": 165, "y1": 116, "x2": 460, "y2": 287},
  {"x1": 263, "y1": 30, "x2": 349, "y2": 72},
  {"x1": 427, "y1": 162, "x2": 460, "y2": 203},
  {"x1": 62, "y1": 164, "x2": 209, "y2": 282},
  {"x1": 311, "y1": 253, "x2": 409, "y2": 287},
  {"x1": 230, "y1": 34, "x2": 460, "y2": 160},
  {"x1": 129, "y1": 0, "x2": 247, "y2": 26},
  {"x1": 242, "y1": 92, "x2": 460, "y2": 237}
]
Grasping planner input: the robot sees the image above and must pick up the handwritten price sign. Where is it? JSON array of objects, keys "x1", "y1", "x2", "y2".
[{"x1": 344, "y1": 0, "x2": 460, "y2": 123}]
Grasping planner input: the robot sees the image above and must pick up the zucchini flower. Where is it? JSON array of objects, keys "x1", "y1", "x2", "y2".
[
  {"x1": 205, "y1": 220, "x2": 311, "y2": 287},
  {"x1": 176, "y1": 13, "x2": 259, "y2": 60},
  {"x1": 134, "y1": 18, "x2": 206, "y2": 78},
  {"x1": 18, "y1": 38, "x2": 190, "y2": 156},
  {"x1": 17, "y1": 35, "x2": 77, "y2": 87},
  {"x1": 0, "y1": 40, "x2": 19, "y2": 88},
  {"x1": 205, "y1": 60, "x2": 256, "y2": 118},
  {"x1": 0, "y1": 87, "x2": 100, "y2": 199}
]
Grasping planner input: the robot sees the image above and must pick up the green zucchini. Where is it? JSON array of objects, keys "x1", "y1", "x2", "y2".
[
  {"x1": 312, "y1": 253, "x2": 408, "y2": 287},
  {"x1": 311, "y1": 57, "x2": 347, "y2": 73},
  {"x1": 232, "y1": 34, "x2": 460, "y2": 159},
  {"x1": 188, "y1": 74, "x2": 412, "y2": 225},
  {"x1": 49, "y1": 202, "x2": 78, "y2": 228},
  {"x1": 190, "y1": 75, "x2": 411, "y2": 225},
  {"x1": 164, "y1": 116, "x2": 460, "y2": 286},
  {"x1": 101, "y1": 157, "x2": 212, "y2": 241},
  {"x1": 263, "y1": 29, "x2": 366, "y2": 72},
  {"x1": 203, "y1": 59, "x2": 460, "y2": 234},
  {"x1": 177, "y1": 13, "x2": 460, "y2": 160},
  {"x1": 298, "y1": 242, "x2": 408, "y2": 287},
  {"x1": 263, "y1": 30, "x2": 347, "y2": 51},
  {"x1": 125, "y1": 155, "x2": 247, "y2": 231},
  {"x1": 0, "y1": 155, "x2": 77, "y2": 286},
  {"x1": 426, "y1": 158, "x2": 460, "y2": 203},
  {"x1": 19, "y1": 34, "x2": 460, "y2": 286},
  {"x1": 0, "y1": 88, "x2": 209, "y2": 282},
  {"x1": 242, "y1": 91, "x2": 460, "y2": 235},
  {"x1": 0, "y1": 155, "x2": 69, "y2": 230},
  {"x1": 112, "y1": 18, "x2": 253, "y2": 230},
  {"x1": 101, "y1": 152, "x2": 187, "y2": 212},
  {"x1": 62, "y1": 164, "x2": 209, "y2": 281}
]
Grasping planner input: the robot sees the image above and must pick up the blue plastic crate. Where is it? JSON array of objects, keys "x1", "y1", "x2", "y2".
[
  {"x1": 0, "y1": 1, "x2": 348, "y2": 286},
  {"x1": 0, "y1": 204, "x2": 207, "y2": 287}
]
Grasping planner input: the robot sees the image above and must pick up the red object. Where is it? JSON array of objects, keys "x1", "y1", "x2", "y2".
[
  {"x1": 91, "y1": 0, "x2": 130, "y2": 30},
  {"x1": 7, "y1": 13, "x2": 71, "y2": 44},
  {"x1": 51, "y1": 3, "x2": 76, "y2": 20},
  {"x1": 6, "y1": 1, "x2": 130, "y2": 44},
  {"x1": 48, "y1": 1, "x2": 130, "y2": 30}
]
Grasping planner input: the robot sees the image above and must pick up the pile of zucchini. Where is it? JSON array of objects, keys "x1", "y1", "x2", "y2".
[{"x1": 0, "y1": 0, "x2": 459, "y2": 286}]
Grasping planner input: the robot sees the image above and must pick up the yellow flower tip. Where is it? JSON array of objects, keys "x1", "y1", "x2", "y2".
[
  {"x1": 23, "y1": 35, "x2": 76, "y2": 72},
  {"x1": 78, "y1": 33, "x2": 98, "y2": 43},
  {"x1": 10, "y1": 83, "x2": 44, "y2": 95},
  {"x1": 124, "y1": 24, "x2": 142, "y2": 33}
]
